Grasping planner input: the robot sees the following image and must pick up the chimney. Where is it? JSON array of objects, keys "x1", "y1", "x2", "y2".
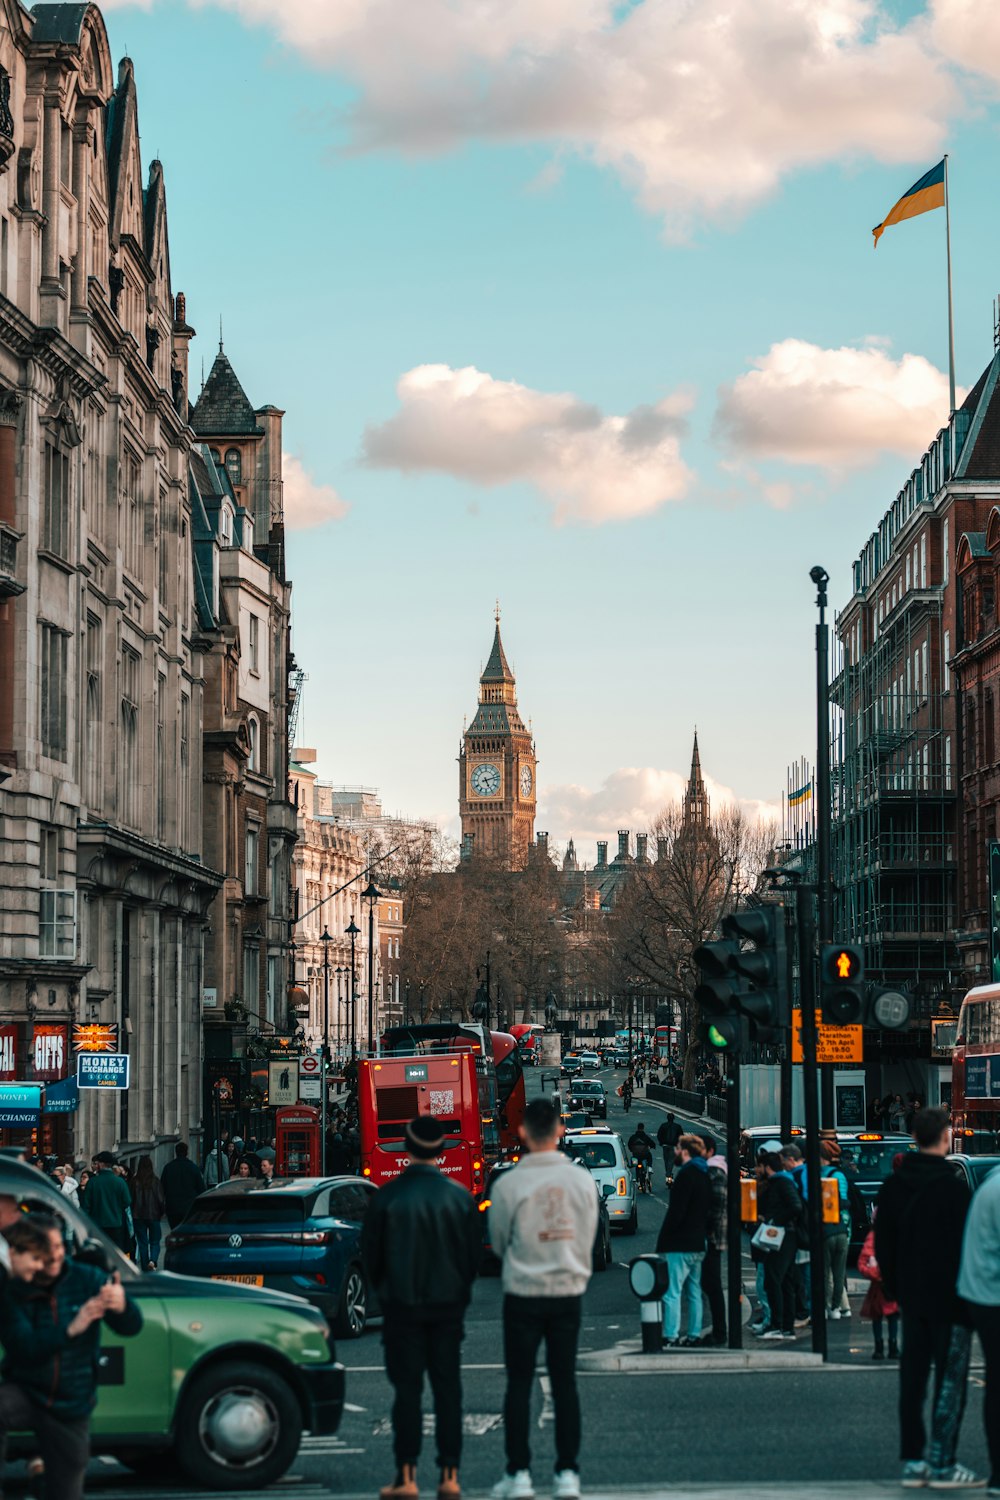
[
  {"x1": 597, "y1": 840, "x2": 608, "y2": 868},
  {"x1": 657, "y1": 836, "x2": 669, "y2": 863},
  {"x1": 536, "y1": 831, "x2": 549, "y2": 855},
  {"x1": 636, "y1": 833, "x2": 648, "y2": 861},
  {"x1": 617, "y1": 830, "x2": 629, "y2": 860}
]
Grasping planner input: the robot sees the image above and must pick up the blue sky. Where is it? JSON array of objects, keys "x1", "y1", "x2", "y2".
[{"x1": 101, "y1": 0, "x2": 1000, "y2": 849}]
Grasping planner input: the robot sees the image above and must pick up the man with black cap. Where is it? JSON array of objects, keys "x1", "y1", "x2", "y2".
[
  {"x1": 84, "y1": 1152, "x2": 133, "y2": 1251},
  {"x1": 361, "y1": 1115, "x2": 481, "y2": 1500}
]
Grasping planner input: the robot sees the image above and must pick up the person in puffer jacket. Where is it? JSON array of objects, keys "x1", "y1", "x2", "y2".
[{"x1": 0, "y1": 1212, "x2": 142, "y2": 1500}]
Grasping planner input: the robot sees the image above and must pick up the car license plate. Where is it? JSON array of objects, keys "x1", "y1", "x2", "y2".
[{"x1": 211, "y1": 1273, "x2": 264, "y2": 1286}]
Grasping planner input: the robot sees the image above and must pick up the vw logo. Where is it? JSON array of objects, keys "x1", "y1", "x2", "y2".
[{"x1": 228, "y1": 1233, "x2": 243, "y2": 1249}]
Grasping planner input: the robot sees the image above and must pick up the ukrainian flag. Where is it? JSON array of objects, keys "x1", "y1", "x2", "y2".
[
  {"x1": 788, "y1": 782, "x2": 812, "y2": 808},
  {"x1": 873, "y1": 160, "x2": 946, "y2": 247}
]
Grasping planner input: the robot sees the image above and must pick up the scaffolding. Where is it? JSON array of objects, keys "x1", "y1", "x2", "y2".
[{"x1": 830, "y1": 587, "x2": 958, "y2": 1014}]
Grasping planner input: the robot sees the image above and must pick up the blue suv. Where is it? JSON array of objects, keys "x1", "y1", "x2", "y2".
[{"x1": 164, "y1": 1176, "x2": 379, "y2": 1337}]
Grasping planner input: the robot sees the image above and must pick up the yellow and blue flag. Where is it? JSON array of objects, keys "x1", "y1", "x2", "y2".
[
  {"x1": 788, "y1": 782, "x2": 812, "y2": 808},
  {"x1": 873, "y1": 160, "x2": 945, "y2": 247}
]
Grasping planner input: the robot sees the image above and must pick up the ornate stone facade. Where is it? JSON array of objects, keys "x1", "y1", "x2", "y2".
[{"x1": 0, "y1": 5, "x2": 224, "y2": 1161}]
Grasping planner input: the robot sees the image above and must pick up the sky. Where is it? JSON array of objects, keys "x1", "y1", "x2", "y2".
[{"x1": 99, "y1": 0, "x2": 1000, "y2": 854}]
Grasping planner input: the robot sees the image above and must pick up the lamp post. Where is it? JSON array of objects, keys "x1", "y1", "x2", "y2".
[
  {"x1": 346, "y1": 917, "x2": 360, "y2": 1060},
  {"x1": 320, "y1": 927, "x2": 332, "y2": 1173},
  {"x1": 362, "y1": 881, "x2": 379, "y2": 1055},
  {"x1": 334, "y1": 966, "x2": 344, "y2": 1063}
]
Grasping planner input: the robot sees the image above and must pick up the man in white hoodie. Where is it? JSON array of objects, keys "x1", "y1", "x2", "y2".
[{"x1": 488, "y1": 1097, "x2": 598, "y2": 1500}]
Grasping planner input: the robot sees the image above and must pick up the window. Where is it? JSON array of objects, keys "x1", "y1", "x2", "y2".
[
  {"x1": 209, "y1": 448, "x2": 221, "y2": 465},
  {"x1": 905, "y1": 555, "x2": 911, "y2": 591},
  {"x1": 922, "y1": 641, "x2": 928, "y2": 700},
  {"x1": 245, "y1": 824, "x2": 259, "y2": 895},
  {"x1": 219, "y1": 506, "x2": 232, "y2": 546},
  {"x1": 122, "y1": 455, "x2": 143, "y2": 578},
  {"x1": 85, "y1": 615, "x2": 102, "y2": 809},
  {"x1": 156, "y1": 672, "x2": 166, "y2": 841},
  {"x1": 943, "y1": 517, "x2": 950, "y2": 584},
  {"x1": 247, "y1": 714, "x2": 259, "y2": 772},
  {"x1": 269, "y1": 843, "x2": 281, "y2": 917},
  {"x1": 243, "y1": 942, "x2": 260, "y2": 1011},
  {"x1": 39, "y1": 889, "x2": 76, "y2": 959},
  {"x1": 43, "y1": 444, "x2": 70, "y2": 557},
  {"x1": 41, "y1": 826, "x2": 59, "y2": 884},
  {"x1": 944, "y1": 630, "x2": 951, "y2": 692},
  {"x1": 248, "y1": 613, "x2": 259, "y2": 674},
  {"x1": 39, "y1": 623, "x2": 68, "y2": 759},
  {"x1": 988, "y1": 692, "x2": 996, "y2": 766},
  {"x1": 225, "y1": 448, "x2": 242, "y2": 484},
  {"x1": 180, "y1": 693, "x2": 190, "y2": 850},
  {"x1": 920, "y1": 534, "x2": 927, "y2": 587},
  {"x1": 267, "y1": 956, "x2": 279, "y2": 1026},
  {"x1": 158, "y1": 491, "x2": 169, "y2": 603},
  {"x1": 119, "y1": 646, "x2": 140, "y2": 828},
  {"x1": 946, "y1": 736, "x2": 952, "y2": 790}
]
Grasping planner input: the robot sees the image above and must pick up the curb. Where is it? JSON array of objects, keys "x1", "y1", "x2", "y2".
[{"x1": 579, "y1": 1344, "x2": 824, "y2": 1372}]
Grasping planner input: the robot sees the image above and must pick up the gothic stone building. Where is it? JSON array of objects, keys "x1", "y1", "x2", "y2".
[
  {"x1": 459, "y1": 617, "x2": 537, "y2": 869},
  {"x1": 0, "y1": 4, "x2": 225, "y2": 1159}
]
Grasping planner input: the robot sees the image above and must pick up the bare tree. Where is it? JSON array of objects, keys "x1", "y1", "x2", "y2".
[{"x1": 609, "y1": 802, "x2": 777, "y2": 1084}]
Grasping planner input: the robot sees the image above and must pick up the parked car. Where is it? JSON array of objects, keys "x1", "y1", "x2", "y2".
[
  {"x1": 562, "y1": 1125, "x2": 638, "y2": 1234},
  {"x1": 948, "y1": 1153, "x2": 1000, "y2": 1192},
  {"x1": 479, "y1": 1159, "x2": 612, "y2": 1274},
  {"x1": 165, "y1": 1176, "x2": 378, "y2": 1338},
  {"x1": 0, "y1": 1156, "x2": 342, "y2": 1491},
  {"x1": 567, "y1": 1078, "x2": 608, "y2": 1119},
  {"x1": 560, "y1": 1055, "x2": 583, "y2": 1077}
]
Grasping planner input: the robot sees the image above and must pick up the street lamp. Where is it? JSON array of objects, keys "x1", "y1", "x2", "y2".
[
  {"x1": 362, "y1": 881, "x2": 379, "y2": 1055},
  {"x1": 334, "y1": 966, "x2": 344, "y2": 1061},
  {"x1": 320, "y1": 927, "x2": 332, "y2": 1172},
  {"x1": 346, "y1": 916, "x2": 360, "y2": 1059}
]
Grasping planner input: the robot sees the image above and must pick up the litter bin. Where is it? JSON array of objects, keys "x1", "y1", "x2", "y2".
[{"x1": 628, "y1": 1253, "x2": 670, "y2": 1353}]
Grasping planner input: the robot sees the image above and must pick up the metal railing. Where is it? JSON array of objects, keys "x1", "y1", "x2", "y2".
[{"x1": 645, "y1": 1083, "x2": 726, "y2": 1124}]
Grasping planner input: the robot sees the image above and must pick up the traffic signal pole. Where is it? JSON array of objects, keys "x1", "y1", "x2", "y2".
[
  {"x1": 796, "y1": 883, "x2": 828, "y2": 1362},
  {"x1": 725, "y1": 1047, "x2": 743, "y2": 1351},
  {"x1": 812, "y1": 565, "x2": 836, "y2": 1129}
]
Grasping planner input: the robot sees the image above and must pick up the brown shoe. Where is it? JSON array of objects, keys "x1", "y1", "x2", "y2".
[
  {"x1": 438, "y1": 1467, "x2": 461, "y2": 1499},
  {"x1": 380, "y1": 1465, "x2": 418, "y2": 1498}
]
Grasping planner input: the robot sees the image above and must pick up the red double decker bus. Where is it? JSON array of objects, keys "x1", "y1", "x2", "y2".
[
  {"x1": 951, "y1": 983, "x2": 1000, "y2": 1152},
  {"x1": 381, "y1": 1023, "x2": 526, "y2": 1155},
  {"x1": 358, "y1": 1050, "x2": 499, "y2": 1196}
]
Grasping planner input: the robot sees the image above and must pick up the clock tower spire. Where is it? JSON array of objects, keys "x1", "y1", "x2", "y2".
[{"x1": 459, "y1": 614, "x2": 536, "y2": 868}]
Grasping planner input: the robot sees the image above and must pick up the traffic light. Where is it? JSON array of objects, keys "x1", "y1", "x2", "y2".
[
  {"x1": 699, "y1": 1014, "x2": 748, "y2": 1055},
  {"x1": 820, "y1": 943, "x2": 865, "y2": 1024},
  {"x1": 721, "y1": 906, "x2": 789, "y2": 1033},
  {"x1": 693, "y1": 938, "x2": 744, "y2": 1054}
]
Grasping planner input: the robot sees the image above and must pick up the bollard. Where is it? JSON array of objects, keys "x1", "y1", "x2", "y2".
[{"x1": 628, "y1": 1253, "x2": 670, "y2": 1354}]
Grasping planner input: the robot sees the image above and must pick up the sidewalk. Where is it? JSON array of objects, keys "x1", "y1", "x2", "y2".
[{"x1": 580, "y1": 1338, "x2": 824, "y2": 1372}]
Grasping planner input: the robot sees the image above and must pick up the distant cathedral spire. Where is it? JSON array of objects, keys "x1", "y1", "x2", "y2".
[{"x1": 684, "y1": 728, "x2": 709, "y2": 827}]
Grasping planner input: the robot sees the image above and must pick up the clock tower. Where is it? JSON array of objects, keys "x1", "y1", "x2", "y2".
[{"x1": 459, "y1": 612, "x2": 536, "y2": 868}]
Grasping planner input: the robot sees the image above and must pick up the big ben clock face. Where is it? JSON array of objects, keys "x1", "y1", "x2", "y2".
[
  {"x1": 471, "y1": 762, "x2": 502, "y2": 798},
  {"x1": 520, "y1": 764, "x2": 533, "y2": 798}
]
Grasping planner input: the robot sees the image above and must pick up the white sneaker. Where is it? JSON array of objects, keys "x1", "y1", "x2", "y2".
[
  {"x1": 553, "y1": 1472, "x2": 582, "y2": 1499},
  {"x1": 827, "y1": 1308, "x2": 842, "y2": 1320},
  {"x1": 491, "y1": 1473, "x2": 535, "y2": 1499}
]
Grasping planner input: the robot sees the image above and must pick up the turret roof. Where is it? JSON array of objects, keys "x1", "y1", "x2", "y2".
[
  {"x1": 191, "y1": 347, "x2": 259, "y2": 437},
  {"x1": 481, "y1": 623, "x2": 514, "y2": 683}
]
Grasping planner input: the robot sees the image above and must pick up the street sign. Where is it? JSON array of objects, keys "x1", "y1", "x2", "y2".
[
  {"x1": 73, "y1": 1023, "x2": 119, "y2": 1053},
  {"x1": 299, "y1": 1055, "x2": 321, "y2": 1101},
  {"x1": 0, "y1": 1084, "x2": 42, "y2": 1126},
  {"x1": 791, "y1": 1009, "x2": 863, "y2": 1065},
  {"x1": 77, "y1": 1053, "x2": 130, "y2": 1090},
  {"x1": 268, "y1": 1059, "x2": 297, "y2": 1107}
]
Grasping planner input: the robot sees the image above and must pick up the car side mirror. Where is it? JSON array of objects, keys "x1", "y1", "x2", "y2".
[
  {"x1": 77, "y1": 1237, "x2": 113, "y2": 1273},
  {"x1": 602, "y1": 1183, "x2": 615, "y2": 1198}
]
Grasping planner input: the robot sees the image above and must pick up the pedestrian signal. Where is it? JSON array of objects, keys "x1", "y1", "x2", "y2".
[{"x1": 820, "y1": 943, "x2": 865, "y2": 1025}]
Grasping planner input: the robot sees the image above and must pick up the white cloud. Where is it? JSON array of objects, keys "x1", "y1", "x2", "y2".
[
  {"x1": 111, "y1": 0, "x2": 959, "y2": 233},
  {"x1": 929, "y1": 0, "x2": 1000, "y2": 84},
  {"x1": 539, "y1": 767, "x2": 780, "y2": 848},
  {"x1": 713, "y1": 339, "x2": 959, "y2": 472},
  {"x1": 363, "y1": 363, "x2": 693, "y2": 525},
  {"x1": 281, "y1": 452, "x2": 350, "y2": 530}
]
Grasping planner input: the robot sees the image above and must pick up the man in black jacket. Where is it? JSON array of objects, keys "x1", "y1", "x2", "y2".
[
  {"x1": 160, "y1": 1141, "x2": 205, "y2": 1228},
  {"x1": 875, "y1": 1106, "x2": 981, "y2": 1488},
  {"x1": 362, "y1": 1116, "x2": 481, "y2": 1500},
  {"x1": 657, "y1": 1114, "x2": 682, "y2": 1179},
  {"x1": 0, "y1": 1213, "x2": 142, "y2": 1500},
  {"x1": 656, "y1": 1133, "x2": 712, "y2": 1348}
]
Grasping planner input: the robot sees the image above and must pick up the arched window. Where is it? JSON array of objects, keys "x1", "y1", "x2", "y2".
[
  {"x1": 225, "y1": 448, "x2": 242, "y2": 484},
  {"x1": 209, "y1": 447, "x2": 221, "y2": 465},
  {"x1": 248, "y1": 714, "x2": 259, "y2": 772}
]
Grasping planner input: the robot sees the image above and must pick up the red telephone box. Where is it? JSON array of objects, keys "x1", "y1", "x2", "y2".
[{"x1": 275, "y1": 1105, "x2": 321, "y2": 1176}]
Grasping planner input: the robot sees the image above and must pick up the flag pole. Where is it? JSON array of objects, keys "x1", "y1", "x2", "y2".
[{"x1": 944, "y1": 153, "x2": 956, "y2": 415}]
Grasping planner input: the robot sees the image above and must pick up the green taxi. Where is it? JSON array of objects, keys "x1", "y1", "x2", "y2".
[{"x1": 2, "y1": 1157, "x2": 344, "y2": 1490}]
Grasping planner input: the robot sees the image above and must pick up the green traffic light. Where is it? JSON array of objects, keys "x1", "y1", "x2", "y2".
[{"x1": 707, "y1": 1023, "x2": 729, "y2": 1050}]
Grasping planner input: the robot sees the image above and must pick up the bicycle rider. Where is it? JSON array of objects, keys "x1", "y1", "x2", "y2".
[{"x1": 628, "y1": 1122, "x2": 656, "y2": 1192}]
